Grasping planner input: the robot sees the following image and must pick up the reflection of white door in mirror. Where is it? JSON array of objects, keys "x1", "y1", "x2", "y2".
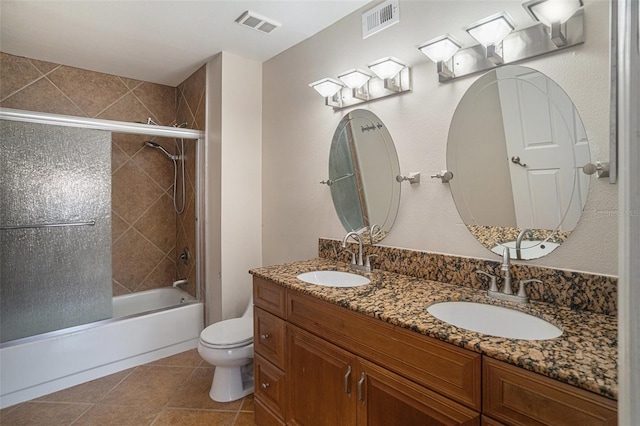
[
  {"x1": 447, "y1": 65, "x2": 591, "y2": 260},
  {"x1": 496, "y1": 66, "x2": 589, "y2": 231}
]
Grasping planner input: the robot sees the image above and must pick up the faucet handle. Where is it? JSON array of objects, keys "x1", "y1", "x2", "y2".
[
  {"x1": 517, "y1": 279, "x2": 542, "y2": 298},
  {"x1": 365, "y1": 254, "x2": 378, "y2": 270},
  {"x1": 476, "y1": 270, "x2": 498, "y2": 292}
]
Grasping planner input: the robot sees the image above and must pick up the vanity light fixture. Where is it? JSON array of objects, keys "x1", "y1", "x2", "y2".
[
  {"x1": 523, "y1": 0, "x2": 583, "y2": 47},
  {"x1": 417, "y1": 35, "x2": 461, "y2": 80},
  {"x1": 465, "y1": 12, "x2": 515, "y2": 64},
  {"x1": 338, "y1": 69, "x2": 372, "y2": 100},
  {"x1": 367, "y1": 57, "x2": 408, "y2": 92},
  {"x1": 309, "y1": 78, "x2": 344, "y2": 107},
  {"x1": 309, "y1": 57, "x2": 412, "y2": 110},
  {"x1": 420, "y1": 0, "x2": 584, "y2": 83},
  {"x1": 367, "y1": 57, "x2": 405, "y2": 79}
]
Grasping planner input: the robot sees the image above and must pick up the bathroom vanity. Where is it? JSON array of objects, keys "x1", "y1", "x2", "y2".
[{"x1": 251, "y1": 258, "x2": 617, "y2": 426}]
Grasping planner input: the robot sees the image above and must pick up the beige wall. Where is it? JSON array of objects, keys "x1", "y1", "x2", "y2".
[
  {"x1": 262, "y1": 0, "x2": 617, "y2": 275},
  {"x1": 205, "y1": 52, "x2": 262, "y2": 323}
]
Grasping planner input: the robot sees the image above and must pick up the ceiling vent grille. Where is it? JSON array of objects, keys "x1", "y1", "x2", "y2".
[
  {"x1": 236, "y1": 10, "x2": 281, "y2": 34},
  {"x1": 362, "y1": 0, "x2": 399, "y2": 39}
]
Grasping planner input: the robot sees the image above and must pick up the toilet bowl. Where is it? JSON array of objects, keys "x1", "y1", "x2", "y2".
[{"x1": 197, "y1": 297, "x2": 254, "y2": 402}]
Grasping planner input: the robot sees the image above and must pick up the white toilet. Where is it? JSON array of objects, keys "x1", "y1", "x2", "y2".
[{"x1": 197, "y1": 296, "x2": 254, "y2": 402}]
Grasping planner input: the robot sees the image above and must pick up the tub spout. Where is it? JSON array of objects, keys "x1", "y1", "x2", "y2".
[{"x1": 172, "y1": 278, "x2": 188, "y2": 288}]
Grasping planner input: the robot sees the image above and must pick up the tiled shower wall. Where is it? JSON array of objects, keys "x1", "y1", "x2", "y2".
[
  {"x1": 0, "y1": 52, "x2": 204, "y2": 298},
  {"x1": 176, "y1": 65, "x2": 206, "y2": 297}
]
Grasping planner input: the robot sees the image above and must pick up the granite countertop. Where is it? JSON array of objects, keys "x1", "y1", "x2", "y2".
[{"x1": 250, "y1": 257, "x2": 618, "y2": 400}]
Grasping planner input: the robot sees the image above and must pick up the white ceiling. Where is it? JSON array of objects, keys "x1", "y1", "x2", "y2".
[{"x1": 0, "y1": 0, "x2": 371, "y2": 86}]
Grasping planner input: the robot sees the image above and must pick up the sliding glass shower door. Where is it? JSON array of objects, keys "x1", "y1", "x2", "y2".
[{"x1": 0, "y1": 120, "x2": 112, "y2": 343}]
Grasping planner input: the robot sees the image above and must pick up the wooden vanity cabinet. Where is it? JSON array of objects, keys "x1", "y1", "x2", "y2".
[
  {"x1": 287, "y1": 324, "x2": 479, "y2": 426},
  {"x1": 253, "y1": 276, "x2": 617, "y2": 426},
  {"x1": 286, "y1": 287, "x2": 482, "y2": 412},
  {"x1": 254, "y1": 276, "x2": 480, "y2": 425},
  {"x1": 483, "y1": 357, "x2": 617, "y2": 426}
]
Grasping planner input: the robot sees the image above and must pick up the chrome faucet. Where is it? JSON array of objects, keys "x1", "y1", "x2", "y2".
[
  {"x1": 342, "y1": 231, "x2": 376, "y2": 272},
  {"x1": 515, "y1": 228, "x2": 534, "y2": 260},
  {"x1": 475, "y1": 248, "x2": 542, "y2": 304},
  {"x1": 342, "y1": 231, "x2": 363, "y2": 266},
  {"x1": 501, "y1": 247, "x2": 513, "y2": 295}
]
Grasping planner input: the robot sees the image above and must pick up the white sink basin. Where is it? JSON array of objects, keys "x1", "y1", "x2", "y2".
[
  {"x1": 491, "y1": 240, "x2": 560, "y2": 260},
  {"x1": 296, "y1": 270, "x2": 370, "y2": 287},
  {"x1": 427, "y1": 301, "x2": 562, "y2": 340}
]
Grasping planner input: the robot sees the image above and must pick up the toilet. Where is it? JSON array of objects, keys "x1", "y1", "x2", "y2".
[{"x1": 197, "y1": 296, "x2": 254, "y2": 402}]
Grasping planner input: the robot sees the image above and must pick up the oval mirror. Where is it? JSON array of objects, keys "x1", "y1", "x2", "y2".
[
  {"x1": 447, "y1": 66, "x2": 591, "y2": 260},
  {"x1": 329, "y1": 109, "x2": 401, "y2": 244}
]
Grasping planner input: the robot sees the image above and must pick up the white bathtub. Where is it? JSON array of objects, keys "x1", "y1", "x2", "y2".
[
  {"x1": 0, "y1": 287, "x2": 204, "y2": 409},
  {"x1": 112, "y1": 287, "x2": 196, "y2": 318}
]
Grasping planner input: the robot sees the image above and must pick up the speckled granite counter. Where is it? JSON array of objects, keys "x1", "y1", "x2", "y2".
[{"x1": 250, "y1": 258, "x2": 618, "y2": 400}]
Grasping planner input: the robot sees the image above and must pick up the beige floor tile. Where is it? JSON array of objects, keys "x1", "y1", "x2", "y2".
[
  {"x1": 147, "y1": 348, "x2": 203, "y2": 367},
  {"x1": 0, "y1": 402, "x2": 21, "y2": 416},
  {"x1": 167, "y1": 367, "x2": 243, "y2": 411},
  {"x1": 234, "y1": 412, "x2": 255, "y2": 426},
  {"x1": 72, "y1": 403, "x2": 162, "y2": 426},
  {"x1": 100, "y1": 366, "x2": 193, "y2": 407},
  {"x1": 240, "y1": 394, "x2": 255, "y2": 412},
  {"x1": 35, "y1": 369, "x2": 133, "y2": 403},
  {"x1": 0, "y1": 401, "x2": 90, "y2": 425},
  {"x1": 152, "y1": 408, "x2": 236, "y2": 426}
]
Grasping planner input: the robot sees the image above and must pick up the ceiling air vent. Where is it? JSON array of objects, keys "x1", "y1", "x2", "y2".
[
  {"x1": 236, "y1": 10, "x2": 281, "y2": 34},
  {"x1": 362, "y1": 0, "x2": 399, "y2": 39}
]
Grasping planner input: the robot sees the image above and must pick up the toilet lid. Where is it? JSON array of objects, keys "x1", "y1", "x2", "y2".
[{"x1": 200, "y1": 318, "x2": 253, "y2": 348}]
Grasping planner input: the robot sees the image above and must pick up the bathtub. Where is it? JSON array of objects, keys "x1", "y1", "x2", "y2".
[{"x1": 0, "y1": 287, "x2": 203, "y2": 409}]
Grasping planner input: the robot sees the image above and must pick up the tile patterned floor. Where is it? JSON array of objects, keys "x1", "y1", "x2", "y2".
[{"x1": 0, "y1": 349, "x2": 254, "y2": 425}]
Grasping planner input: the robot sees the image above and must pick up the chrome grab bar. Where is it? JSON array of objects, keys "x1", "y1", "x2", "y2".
[{"x1": 0, "y1": 220, "x2": 96, "y2": 230}]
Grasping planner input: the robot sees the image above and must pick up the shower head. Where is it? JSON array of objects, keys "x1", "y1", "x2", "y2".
[{"x1": 144, "y1": 141, "x2": 177, "y2": 160}]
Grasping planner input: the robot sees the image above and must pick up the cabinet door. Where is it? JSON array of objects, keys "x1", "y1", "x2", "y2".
[
  {"x1": 287, "y1": 325, "x2": 357, "y2": 426},
  {"x1": 356, "y1": 359, "x2": 480, "y2": 426}
]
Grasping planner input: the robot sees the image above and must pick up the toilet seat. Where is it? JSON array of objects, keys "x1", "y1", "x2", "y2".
[{"x1": 200, "y1": 318, "x2": 253, "y2": 349}]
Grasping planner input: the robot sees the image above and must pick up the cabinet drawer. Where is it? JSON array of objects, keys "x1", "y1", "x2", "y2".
[
  {"x1": 255, "y1": 354, "x2": 286, "y2": 421},
  {"x1": 254, "y1": 307, "x2": 286, "y2": 369},
  {"x1": 483, "y1": 357, "x2": 617, "y2": 426},
  {"x1": 287, "y1": 290, "x2": 482, "y2": 411},
  {"x1": 254, "y1": 277, "x2": 287, "y2": 318}
]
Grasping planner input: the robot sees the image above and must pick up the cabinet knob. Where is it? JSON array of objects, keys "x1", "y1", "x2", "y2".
[
  {"x1": 261, "y1": 382, "x2": 270, "y2": 389},
  {"x1": 260, "y1": 334, "x2": 269, "y2": 340}
]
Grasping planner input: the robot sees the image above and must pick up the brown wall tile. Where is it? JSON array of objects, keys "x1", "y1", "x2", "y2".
[
  {"x1": 47, "y1": 66, "x2": 129, "y2": 117},
  {"x1": 0, "y1": 52, "x2": 44, "y2": 99}
]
